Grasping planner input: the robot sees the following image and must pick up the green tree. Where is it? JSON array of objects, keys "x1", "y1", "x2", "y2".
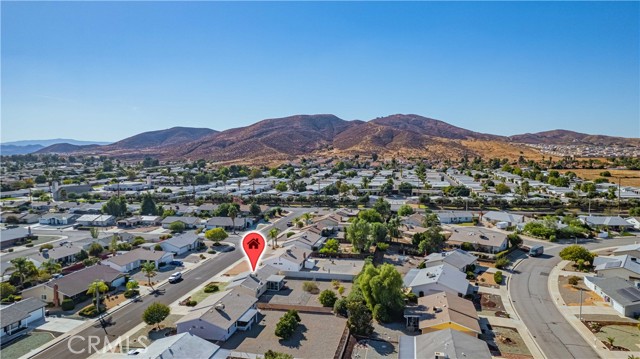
[
  {"x1": 142, "y1": 262, "x2": 157, "y2": 289},
  {"x1": 495, "y1": 182, "x2": 511, "y2": 194},
  {"x1": 110, "y1": 235, "x2": 119, "y2": 256},
  {"x1": 39, "y1": 260, "x2": 62, "y2": 275},
  {"x1": 275, "y1": 182, "x2": 288, "y2": 191},
  {"x1": 319, "y1": 289, "x2": 338, "y2": 307},
  {"x1": 319, "y1": 239, "x2": 340, "y2": 254},
  {"x1": 89, "y1": 227, "x2": 99, "y2": 239},
  {"x1": 87, "y1": 280, "x2": 109, "y2": 315},
  {"x1": 356, "y1": 263, "x2": 405, "y2": 322},
  {"x1": 264, "y1": 351, "x2": 293, "y2": 359},
  {"x1": 269, "y1": 228, "x2": 280, "y2": 249},
  {"x1": 0, "y1": 282, "x2": 17, "y2": 299},
  {"x1": 168, "y1": 221, "x2": 186, "y2": 233},
  {"x1": 358, "y1": 209, "x2": 384, "y2": 223},
  {"x1": 413, "y1": 226, "x2": 445, "y2": 255},
  {"x1": 370, "y1": 222, "x2": 388, "y2": 244},
  {"x1": 373, "y1": 198, "x2": 391, "y2": 218},
  {"x1": 301, "y1": 212, "x2": 313, "y2": 225},
  {"x1": 346, "y1": 300, "x2": 374, "y2": 336},
  {"x1": 559, "y1": 245, "x2": 595, "y2": 264},
  {"x1": 275, "y1": 310, "x2": 301, "y2": 340},
  {"x1": 140, "y1": 193, "x2": 157, "y2": 215},
  {"x1": 397, "y1": 204, "x2": 414, "y2": 217},
  {"x1": 126, "y1": 280, "x2": 139, "y2": 291},
  {"x1": 102, "y1": 195, "x2": 127, "y2": 217},
  {"x1": 249, "y1": 202, "x2": 261, "y2": 216},
  {"x1": 9, "y1": 257, "x2": 38, "y2": 287},
  {"x1": 142, "y1": 302, "x2": 171, "y2": 329},
  {"x1": 507, "y1": 233, "x2": 522, "y2": 248},
  {"x1": 88, "y1": 242, "x2": 104, "y2": 257},
  {"x1": 347, "y1": 219, "x2": 371, "y2": 253},
  {"x1": 228, "y1": 206, "x2": 238, "y2": 233},
  {"x1": 205, "y1": 228, "x2": 228, "y2": 242},
  {"x1": 422, "y1": 213, "x2": 440, "y2": 227}
]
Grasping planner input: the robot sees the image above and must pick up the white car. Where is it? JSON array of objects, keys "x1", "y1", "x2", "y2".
[{"x1": 168, "y1": 272, "x2": 182, "y2": 283}]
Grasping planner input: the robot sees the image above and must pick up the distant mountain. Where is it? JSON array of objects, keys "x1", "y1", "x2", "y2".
[
  {"x1": 29, "y1": 115, "x2": 640, "y2": 163},
  {"x1": 1, "y1": 138, "x2": 110, "y2": 155},
  {"x1": 509, "y1": 130, "x2": 640, "y2": 146},
  {"x1": 37, "y1": 127, "x2": 217, "y2": 157}
]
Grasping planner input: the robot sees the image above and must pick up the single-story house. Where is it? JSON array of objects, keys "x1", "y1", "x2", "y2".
[
  {"x1": 398, "y1": 329, "x2": 492, "y2": 359},
  {"x1": 626, "y1": 217, "x2": 640, "y2": 230},
  {"x1": 0, "y1": 213, "x2": 39, "y2": 224},
  {"x1": 117, "y1": 216, "x2": 141, "y2": 228},
  {"x1": 261, "y1": 245, "x2": 313, "y2": 272},
  {"x1": 614, "y1": 244, "x2": 640, "y2": 259},
  {"x1": 22, "y1": 265, "x2": 125, "y2": 305},
  {"x1": 445, "y1": 227, "x2": 508, "y2": 254},
  {"x1": 481, "y1": 211, "x2": 524, "y2": 227},
  {"x1": 140, "y1": 216, "x2": 163, "y2": 226},
  {"x1": 51, "y1": 183, "x2": 92, "y2": 201},
  {"x1": 160, "y1": 232, "x2": 202, "y2": 255},
  {"x1": 0, "y1": 298, "x2": 47, "y2": 341},
  {"x1": 424, "y1": 249, "x2": 478, "y2": 273},
  {"x1": 403, "y1": 263, "x2": 470, "y2": 297},
  {"x1": 0, "y1": 227, "x2": 31, "y2": 249},
  {"x1": 39, "y1": 213, "x2": 78, "y2": 226},
  {"x1": 161, "y1": 216, "x2": 201, "y2": 229},
  {"x1": 176, "y1": 288, "x2": 258, "y2": 342},
  {"x1": 28, "y1": 245, "x2": 83, "y2": 267},
  {"x1": 584, "y1": 276, "x2": 640, "y2": 318},
  {"x1": 227, "y1": 264, "x2": 284, "y2": 298},
  {"x1": 404, "y1": 292, "x2": 480, "y2": 337},
  {"x1": 282, "y1": 230, "x2": 327, "y2": 251},
  {"x1": 402, "y1": 213, "x2": 426, "y2": 227},
  {"x1": 102, "y1": 248, "x2": 174, "y2": 273},
  {"x1": 88, "y1": 332, "x2": 224, "y2": 359},
  {"x1": 436, "y1": 211, "x2": 474, "y2": 224},
  {"x1": 593, "y1": 255, "x2": 640, "y2": 284},
  {"x1": 204, "y1": 217, "x2": 252, "y2": 231},
  {"x1": 579, "y1": 215, "x2": 634, "y2": 231},
  {"x1": 76, "y1": 214, "x2": 116, "y2": 227}
]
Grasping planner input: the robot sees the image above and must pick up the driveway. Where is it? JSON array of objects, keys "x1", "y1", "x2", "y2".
[{"x1": 37, "y1": 317, "x2": 85, "y2": 334}]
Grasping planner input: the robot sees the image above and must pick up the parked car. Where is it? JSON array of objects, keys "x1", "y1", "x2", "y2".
[
  {"x1": 168, "y1": 272, "x2": 182, "y2": 283},
  {"x1": 169, "y1": 260, "x2": 184, "y2": 267}
]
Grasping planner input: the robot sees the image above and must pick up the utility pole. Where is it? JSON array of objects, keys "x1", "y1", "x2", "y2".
[{"x1": 579, "y1": 289, "x2": 583, "y2": 322}]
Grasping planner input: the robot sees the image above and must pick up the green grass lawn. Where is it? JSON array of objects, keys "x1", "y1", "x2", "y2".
[
  {"x1": 0, "y1": 332, "x2": 55, "y2": 359},
  {"x1": 190, "y1": 282, "x2": 227, "y2": 303},
  {"x1": 595, "y1": 324, "x2": 640, "y2": 351}
]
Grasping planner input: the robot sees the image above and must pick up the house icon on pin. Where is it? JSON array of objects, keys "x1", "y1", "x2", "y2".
[{"x1": 247, "y1": 238, "x2": 260, "y2": 250}]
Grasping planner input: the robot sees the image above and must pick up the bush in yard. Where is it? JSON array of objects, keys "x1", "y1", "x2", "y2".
[
  {"x1": 568, "y1": 276, "x2": 580, "y2": 286},
  {"x1": 417, "y1": 261, "x2": 426, "y2": 269},
  {"x1": 0, "y1": 283, "x2": 16, "y2": 300},
  {"x1": 204, "y1": 284, "x2": 219, "y2": 293},
  {"x1": 405, "y1": 292, "x2": 418, "y2": 304},
  {"x1": 275, "y1": 310, "x2": 301, "y2": 340},
  {"x1": 338, "y1": 286, "x2": 345, "y2": 296},
  {"x1": 186, "y1": 300, "x2": 197, "y2": 307},
  {"x1": 143, "y1": 302, "x2": 171, "y2": 329},
  {"x1": 25, "y1": 243, "x2": 34, "y2": 247},
  {"x1": 264, "y1": 350, "x2": 293, "y2": 359},
  {"x1": 376, "y1": 242, "x2": 389, "y2": 252},
  {"x1": 495, "y1": 257, "x2": 510, "y2": 269},
  {"x1": 319, "y1": 289, "x2": 337, "y2": 307},
  {"x1": 333, "y1": 298, "x2": 348, "y2": 316},
  {"x1": 124, "y1": 290, "x2": 140, "y2": 298},
  {"x1": 61, "y1": 298, "x2": 75, "y2": 311},
  {"x1": 39, "y1": 244, "x2": 54, "y2": 252},
  {"x1": 154, "y1": 244, "x2": 163, "y2": 251},
  {"x1": 331, "y1": 280, "x2": 340, "y2": 289},
  {"x1": 79, "y1": 305, "x2": 100, "y2": 317},
  {"x1": 494, "y1": 271, "x2": 504, "y2": 285},
  {"x1": 302, "y1": 281, "x2": 319, "y2": 294}
]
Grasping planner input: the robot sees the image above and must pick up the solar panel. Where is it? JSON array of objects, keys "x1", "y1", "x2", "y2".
[{"x1": 616, "y1": 287, "x2": 640, "y2": 303}]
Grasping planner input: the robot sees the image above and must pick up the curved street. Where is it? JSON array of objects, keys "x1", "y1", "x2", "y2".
[{"x1": 509, "y1": 237, "x2": 637, "y2": 359}]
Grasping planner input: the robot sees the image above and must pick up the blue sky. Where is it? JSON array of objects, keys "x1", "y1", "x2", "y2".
[{"x1": 2, "y1": 1, "x2": 638, "y2": 142}]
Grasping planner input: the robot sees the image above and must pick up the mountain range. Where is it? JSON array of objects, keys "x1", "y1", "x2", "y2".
[
  {"x1": 15, "y1": 114, "x2": 639, "y2": 163},
  {"x1": 0, "y1": 139, "x2": 111, "y2": 155}
]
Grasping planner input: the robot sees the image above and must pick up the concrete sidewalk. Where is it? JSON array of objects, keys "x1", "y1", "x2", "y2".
[{"x1": 549, "y1": 259, "x2": 640, "y2": 359}]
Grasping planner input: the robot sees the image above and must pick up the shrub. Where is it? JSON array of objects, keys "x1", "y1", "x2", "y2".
[
  {"x1": 466, "y1": 271, "x2": 475, "y2": 280},
  {"x1": 25, "y1": 243, "x2": 34, "y2": 247},
  {"x1": 79, "y1": 305, "x2": 101, "y2": 317},
  {"x1": 286, "y1": 232, "x2": 295, "y2": 238},
  {"x1": 13, "y1": 296, "x2": 22, "y2": 301},
  {"x1": 338, "y1": 286, "x2": 345, "y2": 296},
  {"x1": 495, "y1": 257, "x2": 510, "y2": 269},
  {"x1": 7, "y1": 248, "x2": 13, "y2": 252},
  {"x1": 186, "y1": 300, "x2": 198, "y2": 307},
  {"x1": 207, "y1": 249, "x2": 216, "y2": 254},
  {"x1": 494, "y1": 271, "x2": 504, "y2": 284},
  {"x1": 568, "y1": 276, "x2": 580, "y2": 286},
  {"x1": 154, "y1": 244, "x2": 163, "y2": 251},
  {"x1": 302, "y1": 281, "x2": 319, "y2": 294},
  {"x1": 275, "y1": 310, "x2": 301, "y2": 340},
  {"x1": 319, "y1": 290, "x2": 337, "y2": 307},
  {"x1": 376, "y1": 242, "x2": 389, "y2": 252},
  {"x1": 461, "y1": 242, "x2": 474, "y2": 251},
  {"x1": 495, "y1": 250, "x2": 509, "y2": 259},
  {"x1": 333, "y1": 298, "x2": 348, "y2": 316},
  {"x1": 204, "y1": 284, "x2": 219, "y2": 293},
  {"x1": 417, "y1": 262, "x2": 426, "y2": 269},
  {"x1": 331, "y1": 280, "x2": 340, "y2": 289},
  {"x1": 124, "y1": 289, "x2": 139, "y2": 298},
  {"x1": 40, "y1": 244, "x2": 54, "y2": 252},
  {"x1": 199, "y1": 254, "x2": 206, "y2": 259},
  {"x1": 405, "y1": 292, "x2": 417, "y2": 304},
  {"x1": 61, "y1": 298, "x2": 75, "y2": 311}
]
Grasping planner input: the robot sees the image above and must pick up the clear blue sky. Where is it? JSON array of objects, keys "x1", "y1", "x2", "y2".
[{"x1": 2, "y1": 1, "x2": 639, "y2": 142}]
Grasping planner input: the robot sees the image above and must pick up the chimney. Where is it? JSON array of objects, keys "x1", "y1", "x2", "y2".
[{"x1": 53, "y1": 284, "x2": 60, "y2": 307}]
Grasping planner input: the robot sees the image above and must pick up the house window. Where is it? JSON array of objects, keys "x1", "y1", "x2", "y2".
[{"x1": 41, "y1": 294, "x2": 47, "y2": 300}]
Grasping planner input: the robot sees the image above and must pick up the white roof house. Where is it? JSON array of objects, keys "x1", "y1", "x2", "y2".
[
  {"x1": 261, "y1": 245, "x2": 312, "y2": 272},
  {"x1": 403, "y1": 263, "x2": 470, "y2": 297},
  {"x1": 91, "y1": 332, "x2": 225, "y2": 359},
  {"x1": 424, "y1": 249, "x2": 478, "y2": 272},
  {"x1": 593, "y1": 255, "x2": 640, "y2": 284}
]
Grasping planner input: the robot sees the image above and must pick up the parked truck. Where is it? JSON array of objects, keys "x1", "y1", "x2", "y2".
[{"x1": 528, "y1": 245, "x2": 544, "y2": 257}]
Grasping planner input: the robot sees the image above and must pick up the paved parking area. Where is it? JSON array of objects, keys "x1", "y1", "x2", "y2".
[
  {"x1": 37, "y1": 317, "x2": 85, "y2": 333},
  {"x1": 351, "y1": 339, "x2": 398, "y2": 359},
  {"x1": 221, "y1": 311, "x2": 346, "y2": 359}
]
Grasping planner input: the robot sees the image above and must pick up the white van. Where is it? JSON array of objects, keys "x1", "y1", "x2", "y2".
[{"x1": 168, "y1": 272, "x2": 182, "y2": 283}]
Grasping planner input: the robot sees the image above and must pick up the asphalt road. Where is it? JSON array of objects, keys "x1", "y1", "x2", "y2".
[
  {"x1": 29, "y1": 207, "x2": 306, "y2": 358},
  {"x1": 510, "y1": 237, "x2": 636, "y2": 359}
]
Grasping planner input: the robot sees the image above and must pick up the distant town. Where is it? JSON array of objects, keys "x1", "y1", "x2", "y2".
[{"x1": 0, "y1": 151, "x2": 639, "y2": 359}]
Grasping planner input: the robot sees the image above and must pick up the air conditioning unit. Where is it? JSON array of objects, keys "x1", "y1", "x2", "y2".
[
  {"x1": 215, "y1": 303, "x2": 225, "y2": 310},
  {"x1": 434, "y1": 352, "x2": 448, "y2": 359}
]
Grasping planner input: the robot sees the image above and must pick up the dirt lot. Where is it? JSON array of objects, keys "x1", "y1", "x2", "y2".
[
  {"x1": 103, "y1": 293, "x2": 127, "y2": 310},
  {"x1": 221, "y1": 311, "x2": 347, "y2": 359},
  {"x1": 483, "y1": 326, "x2": 533, "y2": 358},
  {"x1": 476, "y1": 293, "x2": 509, "y2": 318},
  {"x1": 260, "y1": 279, "x2": 352, "y2": 307},
  {"x1": 477, "y1": 271, "x2": 500, "y2": 286},
  {"x1": 557, "y1": 276, "x2": 602, "y2": 306},
  {"x1": 559, "y1": 169, "x2": 640, "y2": 187}
]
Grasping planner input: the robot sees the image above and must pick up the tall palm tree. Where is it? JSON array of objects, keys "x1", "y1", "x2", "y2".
[
  {"x1": 228, "y1": 206, "x2": 238, "y2": 234},
  {"x1": 142, "y1": 262, "x2": 157, "y2": 290},
  {"x1": 87, "y1": 280, "x2": 109, "y2": 315},
  {"x1": 301, "y1": 212, "x2": 312, "y2": 225},
  {"x1": 9, "y1": 258, "x2": 38, "y2": 287},
  {"x1": 40, "y1": 260, "x2": 62, "y2": 275},
  {"x1": 269, "y1": 228, "x2": 280, "y2": 249},
  {"x1": 110, "y1": 235, "x2": 119, "y2": 256}
]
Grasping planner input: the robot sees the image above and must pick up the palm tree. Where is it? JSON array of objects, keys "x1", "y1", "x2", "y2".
[
  {"x1": 40, "y1": 260, "x2": 62, "y2": 275},
  {"x1": 228, "y1": 206, "x2": 238, "y2": 234},
  {"x1": 269, "y1": 228, "x2": 280, "y2": 249},
  {"x1": 9, "y1": 258, "x2": 38, "y2": 287},
  {"x1": 110, "y1": 235, "x2": 119, "y2": 256},
  {"x1": 142, "y1": 262, "x2": 157, "y2": 290},
  {"x1": 87, "y1": 280, "x2": 109, "y2": 316},
  {"x1": 302, "y1": 213, "x2": 312, "y2": 225}
]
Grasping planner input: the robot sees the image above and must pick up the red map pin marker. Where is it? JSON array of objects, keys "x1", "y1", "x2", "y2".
[{"x1": 241, "y1": 231, "x2": 266, "y2": 272}]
